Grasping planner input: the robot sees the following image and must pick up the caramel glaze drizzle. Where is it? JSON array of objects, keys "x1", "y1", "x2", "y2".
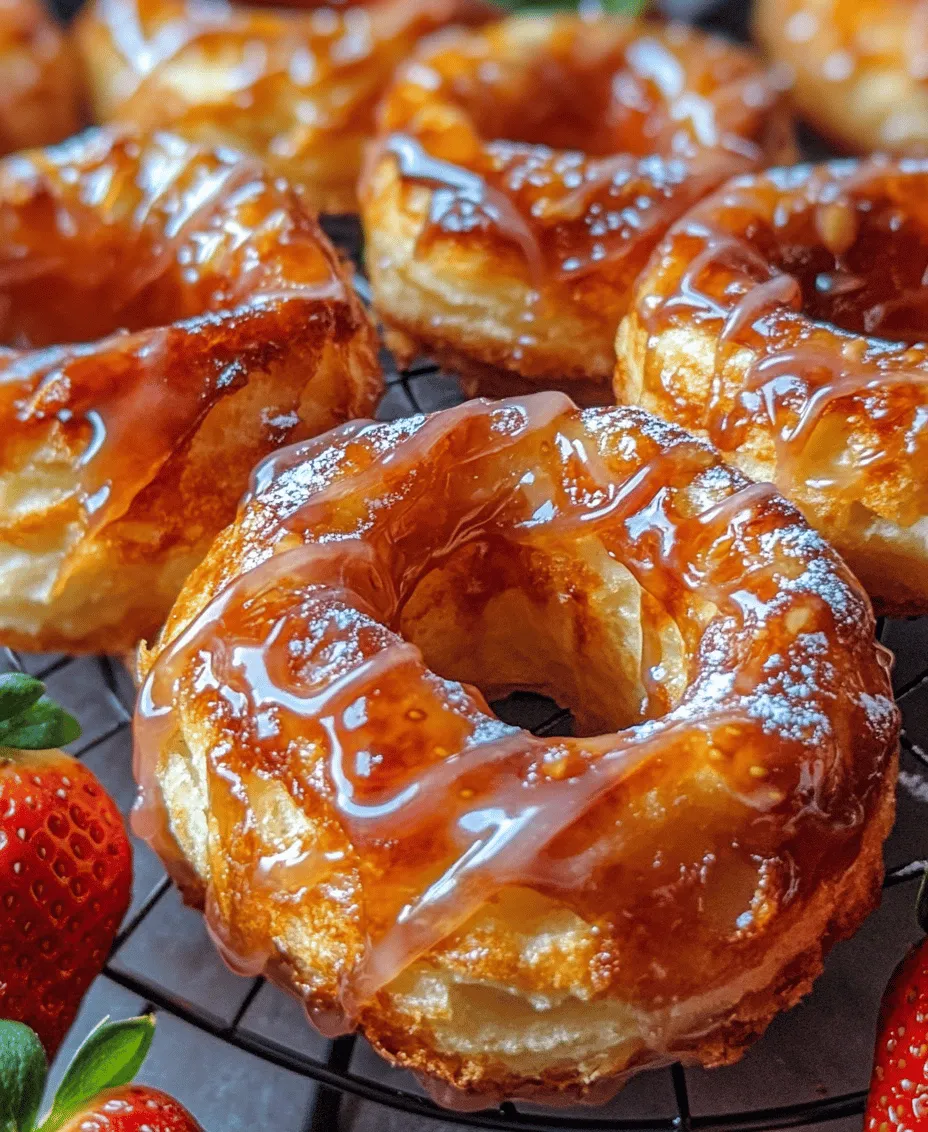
[
  {"x1": 374, "y1": 21, "x2": 789, "y2": 297},
  {"x1": 640, "y1": 161, "x2": 928, "y2": 495},
  {"x1": 381, "y1": 135, "x2": 545, "y2": 284},
  {"x1": 135, "y1": 392, "x2": 894, "y2": 1029},
  {"x1": 380, "y1": 137, "x2": 746, "y2": 291},
  {"x1": 0, "y1": 132, "x2": 346, "y2": 538}
]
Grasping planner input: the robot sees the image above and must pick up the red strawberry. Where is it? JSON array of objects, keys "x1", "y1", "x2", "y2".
[
  {"x1": 0, "y1": 673, "x2": 131, "y2": 1055},
  {"x1": 0, "y1": 1016, "x2": 203, "y2": 1131},
  {"x1": 57, "y1": 1086, "x2": 202, "y2": 1131},
  {"x1": 866, "y1": 879, "x2": 928, "y2": 1131}
]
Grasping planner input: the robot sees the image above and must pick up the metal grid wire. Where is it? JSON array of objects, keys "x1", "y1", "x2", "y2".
[{"x1": 2, "y1": 314, "x2": 927, "y2": 1128}]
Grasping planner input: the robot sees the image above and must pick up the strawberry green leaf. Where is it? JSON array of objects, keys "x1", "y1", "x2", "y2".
[
  {"x1": 0, "y1": 1021, "x2": 47, "y2": 1132},
  {"x1": 0, "y1": 693, "x2": 81, "y2": 751},
  {"x1": 38, "y1": 1017, "x2": 155, "y2": 1132},
  {"x1": 0, "y1": 675, "x2": 44, "y2": 726}
]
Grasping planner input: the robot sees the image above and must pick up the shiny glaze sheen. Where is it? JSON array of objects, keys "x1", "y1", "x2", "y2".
[
  {"x1": 0, "y1": 130, "x2": 364, "y2": 533},
  {"x1": 75, "y1": 0, "x2": 493, "y2": 212},
  {"x1": 135, "y1": 393, "x2": 897, "y2": 1035},
  {"x1": 633, "y1": 159, "x2": 928, "y2": 521},
  {"x1": 377, "y1": 18, "x2": 789, "y2": 275},
  {"x1": 0, "y1": 128, "x2": 380, "y2": 652},
  {"x1": 361, "y1": 14, "x2": 795, "y2": 392}
]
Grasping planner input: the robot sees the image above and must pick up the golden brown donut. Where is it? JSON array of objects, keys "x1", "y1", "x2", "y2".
[
  {"x1": 135, "y1": 392, "x2": 897, "y2": 1106},
  {"x1": 74, "y1": 0, "x2": 492, "y2": 214},
  {"x1": 0, "y1": 128, "x2": 381, "y2": 655},
  {"x1": 361, "y1": 14, "x2": 795, "y2": 404},
  {"x1": 617, "y1": 157, "x2": 928, "y2": 616},
  {"x1": 0, "y1": 0, "x2": 84, "y2": 155},
  {"x1": 755, "y1": 0, "x2": 928, "y2": 155}
]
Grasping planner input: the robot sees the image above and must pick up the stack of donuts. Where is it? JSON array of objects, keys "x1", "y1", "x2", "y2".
[{"x1": 0, "y1": 0, "x2": 922, "y2": 1112}]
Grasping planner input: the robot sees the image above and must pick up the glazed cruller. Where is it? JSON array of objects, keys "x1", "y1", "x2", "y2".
[{"x1": 135, "y1": 393, "x2": 898, "y2": 1107}]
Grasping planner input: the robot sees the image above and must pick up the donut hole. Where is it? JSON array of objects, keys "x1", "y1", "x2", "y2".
[
  {"x1": 448, "y1": 57, "x2": 650, "y2": 159},
  {"x1": 398, "y1": 536, "x2": 690, "y2": 738},
  {"x1": 763, "y1": 194, "x2": 928, "y2": 343},
  {"x1": 438, "y1": 27, "x2": 746, "y2": 160}
]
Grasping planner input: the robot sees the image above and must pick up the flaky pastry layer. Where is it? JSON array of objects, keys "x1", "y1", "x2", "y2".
[
  {"x1": 0, "y1": 129, "x2": 380, "y2": 653},
  {"x1": 617, "y1": 157, "x2": 928, "y2": 614},
  {"x1": 362, "y1": 14, "x2": 794, "y2": 400}
]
